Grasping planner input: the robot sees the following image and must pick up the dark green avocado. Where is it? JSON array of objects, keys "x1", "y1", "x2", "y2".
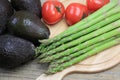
[
  {"x1": 8, "y1": 11, "x2": 50, "y2": 43},
  {"x1": 0, "y1": 0, "x2": 14, "y2": 34},
  {"x1": 0, "y1": 35, "x2": 35, "y2": 68},
  {"x1": 11, "y1": 0, "x2": 42, "y2": 18}
]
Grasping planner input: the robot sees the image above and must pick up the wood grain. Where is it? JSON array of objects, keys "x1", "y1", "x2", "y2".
[{"x1": 36, "y1": 0, "x2": 120, "y2": 80}]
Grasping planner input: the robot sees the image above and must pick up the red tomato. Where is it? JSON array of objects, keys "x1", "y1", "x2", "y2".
[
  {"x1": 65, "y1": 3, "x2": 88, "y2": 26},
  {"x1": 42, "y1": 0, "x2": 65, "y2": 25},
  {"x1": 87, "y1": 0, "x2": 110, "y2": 12}
]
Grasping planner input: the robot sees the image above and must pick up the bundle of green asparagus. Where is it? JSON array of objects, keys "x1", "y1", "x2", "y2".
[{"x1": 36, "y1": 0, "x2": 120, "y2": 74}]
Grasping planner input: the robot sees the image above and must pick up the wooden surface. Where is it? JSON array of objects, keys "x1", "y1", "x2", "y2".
[
  {"x1": 0, "y1": 0, "x2": 120, "y2": 80},
  {"x1": 0, "y1": 61, "x2": 120, "y2": 80}
]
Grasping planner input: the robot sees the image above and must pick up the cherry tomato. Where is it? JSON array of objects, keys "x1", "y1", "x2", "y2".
[
  {"x1": 65, "y1": 3, "x2": 88, "y2": 26},
  {"x1": 42, "y1": 0, "x2": 65, "y2": 25},
  {"x1": 87, "y1": 0, "x2": 110, "y2": 12}
]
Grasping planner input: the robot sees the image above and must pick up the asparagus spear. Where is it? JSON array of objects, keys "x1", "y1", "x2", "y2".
[
  {"x1": 39, "y1": 26, "x2": 120, "y2": 63},
  {"x1": 39, "y1": 0, "x2": 118, "y2": 46},
  {"x1": 50, "y1": 36, "x2": 117, "y2": 66},
  {"x1": 40, "y1": 9, "x2": 120, "y2": 54},
  {"x1": 38, "y1": 19, "x2": 120, "y2": 59},
  {"x1": 47, "y1": 37, "x2": 120, "y2": 74}
]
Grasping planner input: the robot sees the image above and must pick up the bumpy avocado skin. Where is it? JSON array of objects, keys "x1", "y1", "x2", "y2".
[
  {"x1": 0, "y1": 35, "x2": 35, "y2": 68},
  {"x1": 0, "y1": 0, "x2": 14, "y2": 34},
  {"x1": 11, "y1": 0, "x2": 42, "y2": 18},
  {"x1": 8, "y1": 11, "x2": 50, "y2": 43}
]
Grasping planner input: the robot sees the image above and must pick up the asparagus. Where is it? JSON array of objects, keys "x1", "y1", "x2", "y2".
[
  {"x1": 39, "y1": 27, "x2": 120, "y2": 63},
  {"x1": 38, "y1": 19, "x2": 120, "y2": 59},
  {"x1": 40, "y1": 9, "x2": 120, "y2": 54},
  {"x1": 47, "y1": 37, "x2": 120, "y2": 74},
  {"x1": 36, "y1": 0, "x2": 118, "y2": 56},
  {"x1": 35, "y1": 47, "x2": 42, "y2": 57},
  {"x1": 39, "y1": 0, "x2": 118, "y2": 46},
  {"x1": 50, "y1": 36, "x2": 117, "y2": 66}
]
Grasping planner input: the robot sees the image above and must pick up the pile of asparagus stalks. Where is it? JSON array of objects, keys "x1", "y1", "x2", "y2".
[{"x1": 36, "y1": 0, "x2": 120, "y2": 74}]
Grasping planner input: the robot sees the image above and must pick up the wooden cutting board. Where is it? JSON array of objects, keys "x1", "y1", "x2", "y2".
[{"x1": 36, "y1": 0, "x2": 120, "y2": 80}]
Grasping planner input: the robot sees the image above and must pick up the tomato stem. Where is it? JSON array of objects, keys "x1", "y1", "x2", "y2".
[
  {"x1": 82, "y1": 12, "x2": 87, "y2": 19},
  {"x1": 55, "y1": 6, "x2": 61, "y2": 13}
]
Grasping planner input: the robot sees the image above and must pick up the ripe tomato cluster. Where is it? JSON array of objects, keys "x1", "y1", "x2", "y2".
[{"x1": 42, "y1": 0, "x2": 110, "y2": 26}]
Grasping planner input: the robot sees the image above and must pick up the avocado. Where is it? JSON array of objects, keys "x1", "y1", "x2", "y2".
[
  {"x1": 0, "y1": 0, "x2": 14, "y2": 34},
  {"x1": 11, "y1": 0, "x2": 42, "y2": 18},
  {"x1": 0, "y1": 35, "x2": 35, "y2": 68},
  {"x1": 8, "y1": 11, "x2": 50, "y2": 43}
]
